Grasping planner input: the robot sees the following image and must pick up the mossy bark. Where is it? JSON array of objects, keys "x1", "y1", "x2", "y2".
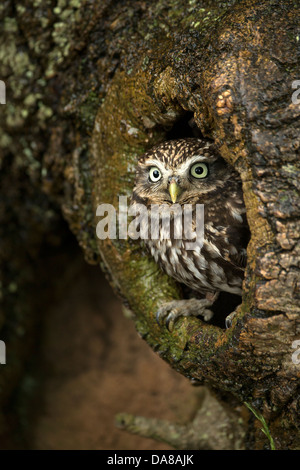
[{"x1": 1, "y1": 0, "x2": 299, "y2": 449}]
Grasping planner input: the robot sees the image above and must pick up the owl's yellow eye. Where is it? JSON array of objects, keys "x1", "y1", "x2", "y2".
[
  {"x1": 149, "y1": 167, "x2": 162, "y2": 182},
  {"x1": 190, "y1": 162, "x2": 208, "y2": 179}
]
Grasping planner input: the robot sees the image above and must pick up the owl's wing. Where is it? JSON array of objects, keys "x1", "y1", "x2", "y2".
[{"x1": 223, "y1": 214, "x2": 250, "y2": 270}]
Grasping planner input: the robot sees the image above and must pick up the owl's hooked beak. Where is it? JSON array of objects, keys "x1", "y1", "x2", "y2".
[{"x1": 168, "y1": 180, "x2": 181, "y2": 204}]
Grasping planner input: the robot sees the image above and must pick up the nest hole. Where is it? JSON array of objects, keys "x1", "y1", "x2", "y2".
[{"x1": 165, "y1": 111, "x2": 203, "y2": 140}]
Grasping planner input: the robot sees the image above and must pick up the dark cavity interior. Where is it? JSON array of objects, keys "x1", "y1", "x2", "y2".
[{"x1": 166, "y1": 111, "x2": 203, "y2": 140}]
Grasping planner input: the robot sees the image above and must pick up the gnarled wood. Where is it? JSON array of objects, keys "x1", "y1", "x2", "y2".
[{"x1": 1, "y1": 0, "x2": 299, "y2": 449}]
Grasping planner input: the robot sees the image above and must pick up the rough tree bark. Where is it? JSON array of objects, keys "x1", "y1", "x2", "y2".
[{"x1": 0, "y1": 0, "x2": 299, "y2": 449}]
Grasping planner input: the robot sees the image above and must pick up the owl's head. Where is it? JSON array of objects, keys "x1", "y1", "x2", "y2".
[{"x1": 132, "y1": 138, "x2": 234, "y2": 206}]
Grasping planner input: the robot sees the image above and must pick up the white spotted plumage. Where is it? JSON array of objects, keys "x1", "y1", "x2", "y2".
[{"x1": 131, "y1": 138, "x2": 250, "y2": 327}]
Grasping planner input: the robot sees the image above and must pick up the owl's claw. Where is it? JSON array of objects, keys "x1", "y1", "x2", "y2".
[
  {"x1": 225, "y1": 309, "x2": 237, "y2": 329},
  {"x1": 156, "y1": 298, "x2": 214, "y2": 331}
]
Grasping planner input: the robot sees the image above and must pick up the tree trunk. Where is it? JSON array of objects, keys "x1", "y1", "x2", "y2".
[{"x1": 0, "y1": 0, "x2": 299, "y2": 449}]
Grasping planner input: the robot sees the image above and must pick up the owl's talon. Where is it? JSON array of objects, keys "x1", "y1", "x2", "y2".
[
  {"x1": 225, "y1": 310, "x2": 237, "y2": 329},
  {"x1": 156, "y1": 308, "x2": 175, "y2": 331},
  {"x1": 165, "y1": 311, "x2": 182, "y2": 331},
  {"x1": 165, "y1": 314, "x2": 175, "y2": 331},
  {"x1": 155, "y1": 298, "x2": 214, "y2": 331},
  {"x1": 156, "y1": 310, "x2": 163, "y2": 325}
]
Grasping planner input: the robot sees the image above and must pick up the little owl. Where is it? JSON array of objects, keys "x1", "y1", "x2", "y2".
[{"x1": 131, "y1": 138, "x2": 249, "y2": 329}]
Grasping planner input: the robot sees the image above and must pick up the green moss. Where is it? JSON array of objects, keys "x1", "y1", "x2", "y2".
[{"x1": 78, "y1": 91, "x2": 102, "y2": 132}]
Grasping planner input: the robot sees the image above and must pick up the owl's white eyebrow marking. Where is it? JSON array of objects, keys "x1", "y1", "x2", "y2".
[
  {"x1": 175, "y1": 154, "x2": 214, "y2": 174},
  {"x1": 142, "y1": 159, "x2": 172, "y2": 176}
]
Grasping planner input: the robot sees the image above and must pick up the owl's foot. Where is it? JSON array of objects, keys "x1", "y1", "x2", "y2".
[
  {"x1": 225, "y1": 309, "x2": 239, "y2": 329},
  {"x1": 156, "y1": 298, "x2": 214, "y2": 331}
]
